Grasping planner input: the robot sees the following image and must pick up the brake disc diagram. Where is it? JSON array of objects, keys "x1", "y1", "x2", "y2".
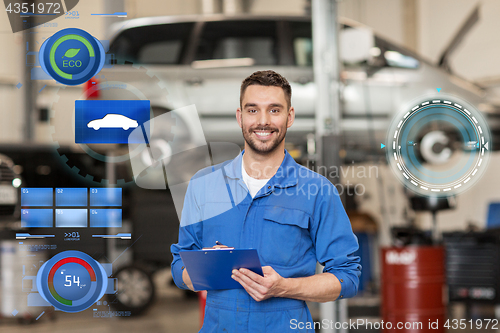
[{"x1": 386, "y1": 96, "x2": 491, "y2": 197}]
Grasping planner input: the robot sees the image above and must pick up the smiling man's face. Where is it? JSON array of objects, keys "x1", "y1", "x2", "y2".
[{"x1": 237, "y1": 85, "x2": 295, "y2": 155}]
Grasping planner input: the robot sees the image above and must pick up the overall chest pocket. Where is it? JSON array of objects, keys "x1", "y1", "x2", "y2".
[
  {"x1": 260, "y1": 207, "x2": 310, "y2": 267},
  {"x1": 201, "y1": 203, "x2": 247, "y2": 248}
]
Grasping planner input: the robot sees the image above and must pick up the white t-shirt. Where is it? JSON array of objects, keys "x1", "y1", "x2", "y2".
[{"x1": 241, "y1": 163, "x2": 270, "y2": 198}]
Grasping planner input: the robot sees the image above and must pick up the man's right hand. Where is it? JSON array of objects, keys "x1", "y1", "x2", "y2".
[
  {"x1": 202, "y1": 245, "x2": 230, "y2": 249},
  {"x1": 182, "y1": 244, "x2": 230, "y2": 291},
  {"x1": 182, "y1": 268, "x2": 194, "y2": 291},
  {"x1": 212, "y1": 245, "x2": 229, "y2": 249}
]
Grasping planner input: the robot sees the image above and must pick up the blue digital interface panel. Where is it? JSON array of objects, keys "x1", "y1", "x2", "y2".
[
  {"x1": 55, "y1": 188, "x2": 87, "y2": 206},
  {"x1": 75, "y1": 100, "x2": 150, "y2": 144},
  {"x1": 90, "y1": 188, "x2": 121, "y2": 206},
  {"x1": 90, "y1": 209, "x2": 122, "y2": 228},
  {"x1": 21, "y1": 188, "x2": 53, "y2": 207},
  {"x1": 21, "y1": 209, "x2": 53, "y2": 227},
  {"x1": 55, "y1": 209, "x2": 87, "y2": 228}
]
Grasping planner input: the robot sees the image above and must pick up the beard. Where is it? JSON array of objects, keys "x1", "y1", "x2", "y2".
[{"x1": 241, "y1": 119, "x2": 288, "y2": 155}]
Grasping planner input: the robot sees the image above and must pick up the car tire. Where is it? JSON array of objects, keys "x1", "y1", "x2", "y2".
[{"x1": 109, "y1": 264, "x2": 155, "y2": 316}]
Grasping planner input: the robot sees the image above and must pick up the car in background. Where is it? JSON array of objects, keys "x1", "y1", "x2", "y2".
[{"x1": 103, "y1": 13, "x2": 500, "y2": 159}]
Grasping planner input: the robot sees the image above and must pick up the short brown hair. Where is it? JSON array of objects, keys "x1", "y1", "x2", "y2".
[{"x1": 240, "y1": 70, "x2": 292, "y2": 109}]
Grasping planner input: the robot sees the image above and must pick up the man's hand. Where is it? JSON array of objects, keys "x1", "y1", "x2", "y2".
[{"x1": 231, "y1": 266, "x2": 286, "y2": 302}]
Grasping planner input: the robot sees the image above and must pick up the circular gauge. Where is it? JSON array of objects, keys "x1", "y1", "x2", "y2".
[
  {"x1": 39, "y1": 28, "x2": 105, "y2": 86},
  {"x1": 37, "y1": 251, "x2": 108, "y2": 313},
  {"x1": 386, "y1": 96, "x2": 491, "y2": 197}
]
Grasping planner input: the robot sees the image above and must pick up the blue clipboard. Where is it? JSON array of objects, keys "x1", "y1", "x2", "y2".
[{"x1": 179, "y1": 248, "x2": 263, "y2": 291}]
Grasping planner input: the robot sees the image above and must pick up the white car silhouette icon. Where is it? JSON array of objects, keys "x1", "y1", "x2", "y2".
[{"x1": 87, "y1": 114, "x2": 139, "y2": 130}]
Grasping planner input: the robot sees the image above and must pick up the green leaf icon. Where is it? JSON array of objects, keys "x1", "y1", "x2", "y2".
[{"x1": 62, "y1": 48, "x2": 80, "y2": 58}]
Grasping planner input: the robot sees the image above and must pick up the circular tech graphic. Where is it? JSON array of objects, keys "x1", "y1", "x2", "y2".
[
  {"x1": 40, "y1": 28, "x2": 105, "y2": 86},
  {"x1": 37, "y1": 251, "x2": 108, "y2": 313},
  {"x1": 387, "y1": 96, "x2": 491, "y2": 197}
]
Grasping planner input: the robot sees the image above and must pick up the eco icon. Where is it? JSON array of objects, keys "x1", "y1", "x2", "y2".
[{"x1": 39, "y1": 28, "x2": 105, "y2": 86}]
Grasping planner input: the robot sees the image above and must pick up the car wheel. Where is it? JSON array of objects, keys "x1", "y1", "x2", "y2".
[{"x1": 109, "y1": 265, "x2": 155, "y2": 316}]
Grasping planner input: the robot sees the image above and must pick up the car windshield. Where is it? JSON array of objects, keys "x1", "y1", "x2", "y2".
[{"x1": 110, "y1": 22, "x2": 194, "y2": 65}]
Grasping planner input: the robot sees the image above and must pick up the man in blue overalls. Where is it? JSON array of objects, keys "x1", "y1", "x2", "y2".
[{"x1": 171, "y1": 70, "x2": 361, "y2": 332}]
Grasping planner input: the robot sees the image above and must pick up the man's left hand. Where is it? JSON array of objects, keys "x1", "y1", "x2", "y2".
[{"x1": 231, "y1": 266, "x2": 286, "y2": 302}]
